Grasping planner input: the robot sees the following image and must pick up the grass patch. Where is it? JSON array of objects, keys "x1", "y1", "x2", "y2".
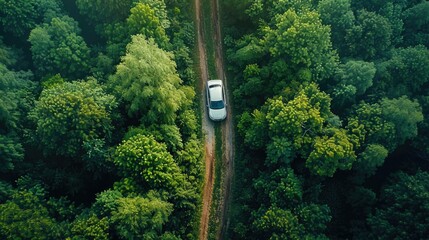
[{"x1": 202, "y1": 0, "x2": 217, "y2": 78}]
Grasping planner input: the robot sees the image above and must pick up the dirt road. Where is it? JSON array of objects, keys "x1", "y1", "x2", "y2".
[{"x1": 196, "y1": 0, "x2": 234, "y2": 239}]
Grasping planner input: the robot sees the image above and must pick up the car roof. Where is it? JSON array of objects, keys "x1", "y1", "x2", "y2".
[
  {"x1": 208, "y1": 79, "x2": 223, "y2": 87},
  {"x1": 208, "y1": 80, "x2": 223, "y2": 101},
  {"x1": 209, "y1": 84, "x2": 223, "y2": 101}
]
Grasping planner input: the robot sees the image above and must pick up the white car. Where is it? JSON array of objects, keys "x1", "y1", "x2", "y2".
[{"x1": 206, "y1": 79, "x2": 227, "y2": 121}]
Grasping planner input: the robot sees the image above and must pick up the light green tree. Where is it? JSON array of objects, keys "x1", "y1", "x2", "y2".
[
  {"x1": 109, "y1": 34, "x2": 185, "y2": 125},
  {"x1": 306, "y1": 128, "x2": 356, "y2": 177},
  {"x1": 127, "y1": 3, "x2": 169, "y2": 48},
  {"x1": 113, "y1": 134, "x2": 183, "y2": 190},
  {"x1": 112, "y1": 196, "x2": 173, "y2": 240},
  {"x1": 380, "y1": 96, "x2": 423, "y2": 146}
]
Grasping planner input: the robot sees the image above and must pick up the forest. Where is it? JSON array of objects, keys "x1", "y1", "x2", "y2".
[
  {"x1": 0, "y1": 0, "x2": 203, "y2": 239},
  {"x1": 221, "y1": 0, "x2": 429, "y2": 239},
  {"x1": 0, "y1": 0, "x2": 428, "y2": 239}
]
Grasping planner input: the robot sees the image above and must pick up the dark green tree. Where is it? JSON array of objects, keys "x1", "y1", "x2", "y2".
[
  {"x1": 345, "y1": 10, "x2": 392, "y2": 60},
  {"x1": 30, "y1": 78, "x2": 117, "y2": 157},
  {"x1": 28, "y1": 16, "x2": 90, "y2": 79},
  {"x1": 318, "y1": 0, "x2": 355, "y2": 55},
  {"x1": 367, "y1": 171, "x2": 429, "y2": 239},
  {"x1": 263, "y1": 8, "x2": 338, "y2": 80},
  {"x1": 0, "y1": 0, "x2": 62, "y2": 39}
]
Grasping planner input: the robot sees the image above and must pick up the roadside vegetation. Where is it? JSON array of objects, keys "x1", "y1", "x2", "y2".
[
  {"x1": 0, "y1": 0, "x2": 203, "y2": 239},
  {"x1": 221, "y1": 0, "x2": 429, "y2": 239}
]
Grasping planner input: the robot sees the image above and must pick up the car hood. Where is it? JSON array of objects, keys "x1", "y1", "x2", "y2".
[{"x1": 209, "y1": 108, "x2": 227, "y2": 121}]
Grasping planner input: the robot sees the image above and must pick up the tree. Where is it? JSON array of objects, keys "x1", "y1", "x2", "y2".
[
  {"x1": 113, "y1": 134, "x2": 183, "y2": 191},
  {"x1": 367, "y1": 171, "x2": 429, "y2": 239},
  {"x1": 345, "y1": 10, "x2": 392, "y2": 60},
  {"x1": 0, "y1": 184, "x2": 63, "y2": 239},
  {"x1": 377, "y1": 45, "x2": 429, "y2": 96},
  {"x1": 253, "y1": 206, "x2": 301, "y2": 240},
  {"x1": 263, "y1": 9, "x2": 338, "y2": 80},
  {"x1": 109, "y1": 34, "x2": 185, "y2": 125},
  {"x1": 306, "y1": 128, "x2": 356, "y2": 177},
  {"x1": 75, "y1": 0, "x2": 133, "y2": 24},
  {"x1": 28, "y1": 16, "x2": 90, "y2": 79},
  {"x1": 380, "y1": 96, "x2": 423, "y2": 146},
  {"x1": 70, "y1": 214, "x2": 109, "y2": 240},
  {"x1": 352, "y1": 144, "x2": 388, "y2": 182},
  {"x1": 402, "y1": 1, "x2": 429, "y2": 47},
  {"x1": 332, "y1": 60, "x2": 376, "y2": 109},
  {"x1": 127, "y1": 3, "x2": 169, "y2": 48},
  {"x1": 336, "y1": 60, "x2": 376, "y2": 96},
  {"x1": 0, "y1": 0, "x2": 62, "y2": 39},
  {"x1": 0, "y1": 64, "x2": 35, "y2": 172},
  {"x1": 318, "y1": 0, "x2": 355, "y2": 55},
  {"x1": 347, "y1": 102, "x2": 396, "y2": 151},
  {"x1": 112, "y1": 196, "x2": 173, "y2": 240},
  {"x1": 253, "y1": 168, "x2": 302, "y2": 208},
  {"x1": 30, "y1": 78, "x2": 117, "y2": 157}
]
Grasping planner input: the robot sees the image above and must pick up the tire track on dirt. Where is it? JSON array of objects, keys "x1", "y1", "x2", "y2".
[
  {"x1": 196, "y1": 0, "x2": 234, "y2": 239},
  {"x1": 196, "y1": 0, "x2": 216, "y2": 239}
]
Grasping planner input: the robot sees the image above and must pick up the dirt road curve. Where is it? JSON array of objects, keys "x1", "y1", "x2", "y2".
[{"x1": 196, "y1": 0, "x2": 235, "y2": 239}]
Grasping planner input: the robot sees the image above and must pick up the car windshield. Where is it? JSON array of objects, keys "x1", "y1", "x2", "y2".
[{"x1": 210, "y1": 100, "x2": 224, "y2": 109}]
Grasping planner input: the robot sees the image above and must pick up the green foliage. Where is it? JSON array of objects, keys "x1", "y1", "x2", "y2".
[
  {"x1": 75, "y1": 0, "x2": 133, "y2": 24},
  {"x1": 337, "y1": 60, "x2": 376, "y2": 96},
  {"x1": 113, "y1": 134, "x2": 183, "y2": 190},
  {"x1": 127, "y1": 3, "x2": 169, "y2": 48},
  {"x1": 0, "y1": 185, "x2": 63, "y2": 239},
  {"x1": 0, "y1": 0, "x2": 62, "y2": 39},
  {"x1": 347, "y1": 102, "x2": 396, "y2": 150},
  {"x1": 377, "y1": 45, "x2": 429, "y2": 96},
  {"x1": 238, "y1": 110, "x2": 269, "y2": 149},
  {"x1": 0, "y1": 135, "x2": 23, "y2": 172},
  {"x1": 295, "y1": 204, "x2": 331, "y2": 235},
  {"x1": 263, "y1": 9, "x2": 338, "y2": 80},
  {"x1": 402, "y1": 1, "x2": 429, "y2": 46},
  {"x1": 31, "y1": 78, "x2": 117, "y2": 157},
  {"x1": 253, "y1": 206, "x2": 301, "y2": 240},
  {"x1": 380, "y1": 96, "x2": 423, "y2": 146},
  {"x1": 70, "y1": 214, "x2": 109, "y2": 240},
  {"x1": 266, "y1": 137, "x2": 294, "y2": 167},
  {"x1": 307, "y1": 128, "x2": 356, "y2": 177},
  {"x1": 252, "y1": 203, "x2": 331, "y2": 240},
  {"x1": 345, "y1": 10, "x2": 392, "y2": 59},
  {"x1": 93, "y1": 189, "x2": 123, "y2": 217},
  {"x1": 367, "y1": 171, "x2": 429, "y2": 239},
  {"x1": 28, "y1": 16, "x2": 90, "y2": 79},
  {"x1": 177, "y1": 139, "x2": 203, "y2": 184},
  {"x1": 109, "y1": 34, "x2": 185, "y2": 125},
  {"x1": 332, "y1": 60, "x2": 376, "y2": 109},
  {"x1": 254, "y1": 168, "x2": 302, "y2": 207},
  {"x1": 318, "y1": 0, "x2": 354, "y2": 54},
  {"x1": 0, "y1": 64, "x2": 35, "y2": 172},
  {"x1": 353, "y1": 144, "x2": 388, "y2": 182},
  {"x1": 112, "y1": 196, "x2": 173, "y2": 240}
]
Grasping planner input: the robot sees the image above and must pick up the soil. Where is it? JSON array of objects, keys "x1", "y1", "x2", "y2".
[{"x1": 196, "y1": 0, "x2": 235, "y2": 239}]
